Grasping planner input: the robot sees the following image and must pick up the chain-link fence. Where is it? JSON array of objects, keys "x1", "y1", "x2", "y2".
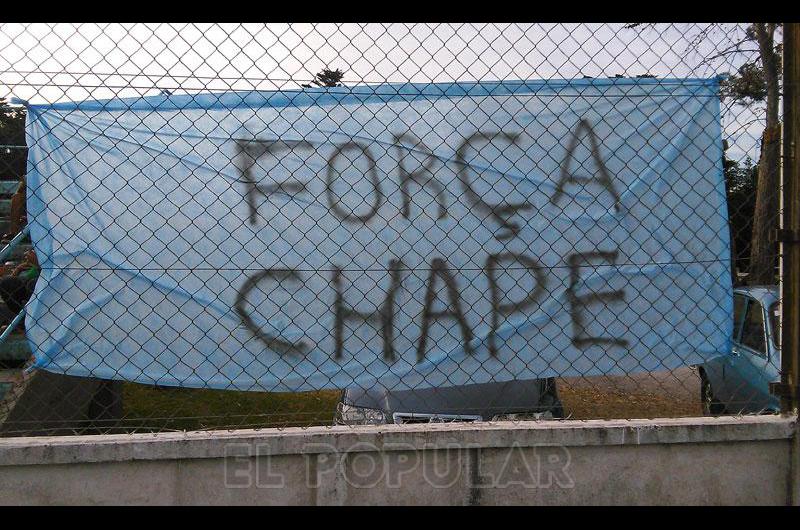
[{"x1": 0, "y1": 23, "x2": 789, "y2": 436}]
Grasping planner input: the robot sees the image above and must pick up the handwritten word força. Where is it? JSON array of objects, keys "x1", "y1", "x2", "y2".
[{"x1": 236, "y1": 120, "x2": 623, "y2": 241}]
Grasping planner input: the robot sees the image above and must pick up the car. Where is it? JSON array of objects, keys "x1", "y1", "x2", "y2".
[
  {"x1": 335, "y1": 377, "x2": 564, "y2": 425},
  {"x1": 698, "y1": 286, "x2": 781, "y2": 415}
]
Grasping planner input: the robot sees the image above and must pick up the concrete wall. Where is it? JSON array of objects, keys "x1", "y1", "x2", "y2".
[{"x1": 0, "y1": 415, "x2": 797, "y2": 505}]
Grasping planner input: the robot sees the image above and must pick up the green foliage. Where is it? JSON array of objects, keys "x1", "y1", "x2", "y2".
[
  {"x1": 725, "y1": 155, "x2": 758, "y2": 272},
  {"x1": 0, "y1": 97, "x2": 25, "y2": 143},
  {"x1": 719, "y1": 23, "x2": 782, "y2": 107},
  {"x1": 302, "y1": 68, "x2": 345, "y2": 88},
  {"x1": 0, "y1": 97, "x2": 27, "y2": 180},
  {"x1": 720, "y1": 62, "x2": 769, "y2": 104}
]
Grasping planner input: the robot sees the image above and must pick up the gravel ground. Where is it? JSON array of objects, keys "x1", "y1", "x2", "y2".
[{"x1": 556, "y1": 367, "x2": 703, "y2": 420}]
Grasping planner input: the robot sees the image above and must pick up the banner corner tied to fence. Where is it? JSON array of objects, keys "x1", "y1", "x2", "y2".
[{"x1": 22, "y1": 77, "x2": 732, "y2": 393}]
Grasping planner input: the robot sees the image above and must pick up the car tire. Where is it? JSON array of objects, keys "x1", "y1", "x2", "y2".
[
  {"x1": 539, "y1": 377, "x2": 565, "y2": 419},
  {"x1": 700, "y1": 369, "x2": 726, "y2": 416}
]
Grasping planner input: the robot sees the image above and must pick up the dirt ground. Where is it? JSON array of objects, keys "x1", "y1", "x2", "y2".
[
  {"x1": 121, "y1": 367, "x2": 704, "y2": 432},
  {"x1": 122, "y1": 384, "x2": 342, "y2": 432},
  {"x1": 556, "y1": 367, "x2": 703, "y2": 419}
]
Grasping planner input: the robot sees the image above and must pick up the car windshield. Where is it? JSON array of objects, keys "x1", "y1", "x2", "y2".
[
  {"x1": 740, "y1": 299, "x2": 767, "y2": 355},
  {"x1": 769, "y1": 301, "x2": 780, "y2": 349}
]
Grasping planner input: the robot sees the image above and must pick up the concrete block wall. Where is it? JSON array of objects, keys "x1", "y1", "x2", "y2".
[{"x1": 0, "y1": 415, "x2": 797, "y2": 505}]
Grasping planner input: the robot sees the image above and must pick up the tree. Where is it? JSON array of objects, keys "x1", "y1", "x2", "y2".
[
  {"x1": 301, "y1": 68, "x2": 345, "y2": 88},
  {"x1": 741, "y1": 24, "x2": 781, "y2": 286},
  {"x1": 724, "y1": 155, "x2": 758, "y2": 282},
  {"x1": 0, "y1": 97, "x2": 27, "y2": 181},
  {"x1": 627, "y1": 23, "x2": 782, "y2": 286}
]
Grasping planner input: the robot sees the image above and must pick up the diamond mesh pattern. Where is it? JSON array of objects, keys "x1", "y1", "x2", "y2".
[{"x1": 0, "y1": 23, "x2": 785, "y2": 436}]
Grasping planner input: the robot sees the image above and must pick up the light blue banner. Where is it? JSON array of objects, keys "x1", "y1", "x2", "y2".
[{"x1": 23, "y1": 78, "x2": 732, "y2": 392}]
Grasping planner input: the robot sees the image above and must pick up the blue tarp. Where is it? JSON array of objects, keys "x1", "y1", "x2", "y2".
[{"x1": 22, "y1": 78, "x2": 732, "y2": 392}]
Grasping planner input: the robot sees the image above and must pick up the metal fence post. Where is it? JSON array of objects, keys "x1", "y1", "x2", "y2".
[
  {"x1": 780, "y1": 22, "x2": 800, "y2": 415},
  {"x1": 780, "y1": 22, "x2": 800, "y2": 508}
]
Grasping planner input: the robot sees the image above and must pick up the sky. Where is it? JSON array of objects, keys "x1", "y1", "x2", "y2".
[{"x1": 0, "y1": 23, "x2": 777, "y2": 163}]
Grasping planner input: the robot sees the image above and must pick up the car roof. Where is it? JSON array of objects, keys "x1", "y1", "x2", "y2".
[{"x1": 734, "y1": 285, "x2": 779, "y2": 306}]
